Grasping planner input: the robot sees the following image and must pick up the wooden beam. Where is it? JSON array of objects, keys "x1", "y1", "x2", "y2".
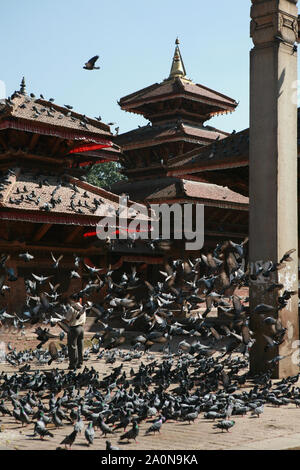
[
  {"x1": 0, "y1": 151, "x2": 12, "y2": 160},
  {"x1": 205, "y1": 208, "x2": 222, "y2": 224},
  {"x1": 168, "y1": 160, "x2": 249, "y2": 177},
  {"x1": 51, "y1": 137, "x2": 62, "y2": 156},
  {"x1": 14, "y1": 150, "x2": 64, "y2": 166},
  {"x1": 0, "y1": 136, "x2": 8, "y2": 150},
  {"x1": 230, "y1": 213, "x2": 244, "y2": 225},
  {"x1": 219, "y1": 211, "x2": 234, "y2": 224},
  {"x1": 0, "y1": 240, "x2": 104, "y2": 256},
  {"x1": 178, "y1": 141, "x2": 184, "y2": 156},
  {"x1": 205, "y1": 229, "x2": 248, "y2": 239},
  {"x1": 28, "y1": 134, "x2": 39, "y2": 151},
  {"x1": 33, "y1": 223, "x2": 52, "y2": 242},
  {"x1": 65, "y1": 226, "x2": 82, "y2": 243}
]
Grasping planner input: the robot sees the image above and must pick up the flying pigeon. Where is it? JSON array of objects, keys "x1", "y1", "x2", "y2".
[{"x1": 83, "y1": 55, "x2": 100, "y2": 70}]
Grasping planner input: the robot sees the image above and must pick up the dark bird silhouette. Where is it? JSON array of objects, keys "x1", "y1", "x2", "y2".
[
  {"x1": 60, "y1": 429, "x2": 78, "y2": 449},
  {"x1": 280, "y1": 249, "x2": 296, "y2": 263},
  {"x1": 99, "y1": 417, "x2": 114, "y2": 437},
  {"x1": 119, "y1": 420, "x2": 139, "y2": 443},
  {"x1": 48, "y1": 342, "x2": 58, "y2": 366},
  {"x1": 34, "y1": 327, "x2": 58, "y2": 349}
]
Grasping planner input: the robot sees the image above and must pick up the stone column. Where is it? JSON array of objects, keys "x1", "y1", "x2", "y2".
[{"x1": 249, "y1": 0, "x2": 299, "y2": 377}]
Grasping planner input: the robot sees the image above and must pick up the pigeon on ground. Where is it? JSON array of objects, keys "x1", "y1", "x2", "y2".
[
  {"x1": 48, "y1": 342, "x2": 58, "y2": 366},
  {"x1": 119, "y1": 420, "x2": 139, "y2": 443},
  {"x1": 60, "y1": 429, "x2": 78, "y2": 449},
  {"x1": 251, "y1": 404, "x2": 264, "y2": 418},
  {"x1": 84, "y1": 421, "x2": 95, "y2": 446},
  {"x1": 213, "y1": 420, "x2": 235, "y2": 433},
  {"x1": 145, "y1": 415, "x2": 164, "y2": 435},
  {"x1": 106, "y1": 440, "x2": 119, "y2": 450}
]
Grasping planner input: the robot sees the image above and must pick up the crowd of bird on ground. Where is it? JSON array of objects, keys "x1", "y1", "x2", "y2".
[{"x1": 0, "y1": 234, "x2": 298, "y2": 449}]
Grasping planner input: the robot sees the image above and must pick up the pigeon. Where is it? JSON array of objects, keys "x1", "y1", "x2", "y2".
[
  {"x1": 182, "y1": 411, "x2": 199, "y2": 424},
  {"x1": 34, "y1": 327, "x2": 58, "y2": 349},
  {"x1": 32, "y1": 274, "x2": 53, "y2": 284},
  {"x1": 51, "y1": 253, "x2": 63, "y2": 269},
  {"x1": 83, "y1": 55, "x2": 100, "y2": 70},
  {"x1": 6, "y1": 267, "x2": 18, "y2": 282},
  {"x1": 251, "y1": 405, "x2": 264, "y2": 418},
  {"x1": 34, "y1": 421, "x2": 54, "y2": 440},
  {"x1": 52, "y1": 412, "x2": 64, "y2": 428},
  {"x1": 280, "y1": 249, "x2": 296, "y2": 263},
  {"x1": 254, "y1": 304, "x2": 276, "y2": 315},
  {"x1": 213, "y1": 420, "x2": 235, "y2": 433},
  {"x1": 84, "y1": 421, "x2": 95, "y2": 446},
  {"x1": 0, "y1": 400, "x2": 12, "y2": 416},
  {"x1": 60, "y1": 430, "x2": 78, "y2": 449},
  {"x1": 19, "y1": 407, "x2": 31, "y2": 426},
  {"x1": 84, "y1": 263, "x2": 102, "y2": 274},
  {"x1": 106, "y1": 440, "x2": 119, "y2": 450},
  {"x1": 145, "y1": 415, "x2": 164, "y2": 435},
  {"x1": 119, "y1": 420, "x2": 139, "y2": 443},
  {"x1": 98, "y1": 417, "x2": 114, "y2": 437},
  {"x1": 19, "y1": 252, "x2": 34, "y2": 262},
  {"x1": 74, "y1": 415, "x2": 84, "y2": 434},
  {"x1": 47, "y1": 342, "x2": 58, "y2": 366}
]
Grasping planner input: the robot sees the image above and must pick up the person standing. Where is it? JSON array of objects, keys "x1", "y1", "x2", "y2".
[{"x1": 65, "y1": 296, "x2": 86, "y2": 370}]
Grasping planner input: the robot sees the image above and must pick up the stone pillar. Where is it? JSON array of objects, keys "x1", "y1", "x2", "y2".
[{"x1": 249, "y1": 0, "x2": 299, "y2": 377}]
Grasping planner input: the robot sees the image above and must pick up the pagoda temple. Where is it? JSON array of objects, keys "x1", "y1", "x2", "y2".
[
  {"x1": 111, "y1": 40, "x2": 249, "y2": 253},
  {"x1": 116, "y1": 38, "x2": 238, "y2": 179},
  {"x1": 0, "y1": 79, "x2": 152, "y2": 313}
]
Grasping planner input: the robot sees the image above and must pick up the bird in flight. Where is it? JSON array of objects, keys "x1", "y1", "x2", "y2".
[{"x1": 83, "y1": 55, "x2": 100, "y2": 70}]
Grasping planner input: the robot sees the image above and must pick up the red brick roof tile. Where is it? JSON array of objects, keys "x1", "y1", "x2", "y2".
[{"x1": 0, "y1": 168, "x2": 150, "y2": 225}]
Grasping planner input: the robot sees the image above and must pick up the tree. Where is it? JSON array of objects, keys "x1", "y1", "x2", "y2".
[{"x1": 86, "y1": 161, "x2": 127, "y2": 190}]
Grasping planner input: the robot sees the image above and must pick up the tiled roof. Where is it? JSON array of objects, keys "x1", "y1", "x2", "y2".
[
  {"x1": 0, "y1": 168, "x2": 149, "y2": 225},
  {"x1": 0, "y1": 93, "x2": 112, "y2": 140},
  {"x1": 181, "y1": 180, "x2": 248, "y2": 205},
  {"x1": 168, "y1": 107, "x2": 300, "y2": 173},
  {"x1": 167, "y1": 128, "x2": 250, "y2": 171},
  {"x1": 111, "y1": 177, "x2": 249, "y2": 208},
  {"x1": 115, "y1": 121, "x2": 228, "y2": 148},
  {"x1": 119, "y1": 77, "x2": 238, "y2": 112}
]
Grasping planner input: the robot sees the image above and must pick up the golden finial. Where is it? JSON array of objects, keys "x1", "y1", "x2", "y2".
[{"x1": 168, "y1": 38, "x2": 186, "y2": 80}]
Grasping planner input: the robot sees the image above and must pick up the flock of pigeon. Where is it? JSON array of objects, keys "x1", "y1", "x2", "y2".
[
  {"x1": 0, "y1": 237, "x2": 299, "y2": 449},
  {"x1": 0, "y1": 168, "x2": 119, "y2": 217}
]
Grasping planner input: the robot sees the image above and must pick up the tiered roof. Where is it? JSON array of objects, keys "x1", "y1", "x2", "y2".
[
  {"x1": 116, "y1": 121, "x2": 229, "y2": 151},
  {"x1": 0, "y1": 79, "x2": 120, "y2": 169},
  {"x1": 111, "y1": 176, "x2": 248, "y2": 210},
  {"x1": 116, "y1": 40, "x2": 238, "y2": 178},
  {"x1": 118, "y1": 40, "x2": 238, "y2": 124},
  {"x1": 0, "y1": 167, "x2": 149, "y2": 226},
  {"x1": 0, "y1": 90, "x2": 111, "y2": 144}
]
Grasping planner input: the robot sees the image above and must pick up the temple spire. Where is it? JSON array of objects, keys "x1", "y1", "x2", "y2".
[
  {"x1": 19, "y1": 77, "x2": 26, "y2": 95},
  {"x1": 168, "y1": 38, "x2": 186, "y2": 80}
]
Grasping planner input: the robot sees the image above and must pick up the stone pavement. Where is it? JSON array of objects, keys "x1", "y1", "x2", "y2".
[{"x1": 0, "y1": 336, "x2": 300, "y2": 451}]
